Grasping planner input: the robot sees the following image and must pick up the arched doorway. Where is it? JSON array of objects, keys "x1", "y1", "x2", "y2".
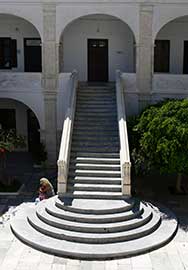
[
  {"x1": 0, "y1": 98, "x2": 41, "y2": 155},
  {"x1": 60, "y1": 14, "x2": 136, "y2": 82},
  {"x1": 154, "y1": 16, "x2": 188, "y2": 74},
  {"x1": 0, "y1": 14, "x2": 42, "y2": 72}
]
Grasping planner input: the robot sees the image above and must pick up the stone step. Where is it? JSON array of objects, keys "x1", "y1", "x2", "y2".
[
  {"x1": 70, "y1": 157, "x2": 120, "y2": 164},
  {"x1": 77, "y1": 98, "x2": 116, "y2": 102},
  {"x1": 72, "y1": 130, "x2": 119, "y2": 136},
  {"x1": 36, "y1": 201, "x2": 152, "y2": 233},
  {"x1": 73, "y1": 124, "x2": 118, "y2": 130},
  {"x1": 55, "y1": 197, "x2": 134, "y2": 214},
  {"x1": 76, "y1": 108, "x2": 117, "y2": 113},
  {"x1": 31, "y1": 213, "x2": 160, "y2": 244},
  {"x1": 76, "y1": 104, "x2": 116, "y2": 109},
  {"x1": 71, "y1": 142, "x2": 120, "y2": 148},
  {"x1": 69, "y1": 169, "x2": 121, "y2": 177},
  {"x1": 74, "y1": 119, "x2": 117, "y2": 125},
  {"x1": 77, "y1": 89, "x2": 115, "y2": 93},
  {"x1": 28, "y1": 210, "x2": 160, "y2": 244},
  {"x1": 72, "y1": 136, "x2": 119, "y2": 142},
  {"x1": 68, "y1": 176, "x2": 121, "y2": 185},
  {"x1": 66, "y1": 191, "x2": 125, "y2": 200},
  {"x1": 69, "y1": 163, "x2": 121, "y2": 171},
  {"x1": 71, "y1": 147, "x2": 119, "y2": 153},
  {"x1": 44, "y1": 200, "x2": 143, "y2": 223},
  {"x1": 70, "y1": 152, "x2": 120, "y2": 158},
  {"x1": 67, "y1": 183, "x2": 121, "y2": 193},
  {"x1": 75, "y1": 112, "x2": 117, "y2": 117},
  {"x1": 76, "y1": 97, "x2": 116, "y2": 104},
  {"x1": 11, "y1": 214, "x2": 177, "y2": 259},
  {"x1": 74, "y1": 117, "x2": 117, "y2": 122}
]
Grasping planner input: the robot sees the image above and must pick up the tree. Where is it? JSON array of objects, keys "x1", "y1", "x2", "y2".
[
  {"x1": 0, "y1": 129, "x2": 25, "y2": 185},
  {"x1": 130, "y1": 99, "x2": 188, "y2": 193}
]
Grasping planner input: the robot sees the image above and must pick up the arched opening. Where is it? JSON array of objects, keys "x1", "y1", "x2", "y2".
[
  {"x1": 154, "y1": 16, "x2": 188, "y2": 74},
  {"x1": 59, "y1": 14, "x2": 136, "y2": 81},
  {"x1": 0, "y1": 98, "x2": 42, "y2": 160},
  {"x1": 0, "y1": 14, "x2": 42, "y2": 72}
]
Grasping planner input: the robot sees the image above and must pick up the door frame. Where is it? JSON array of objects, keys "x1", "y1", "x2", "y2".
[{"x1": 87, "y1": 38, "x2": 109, "y2": 82}]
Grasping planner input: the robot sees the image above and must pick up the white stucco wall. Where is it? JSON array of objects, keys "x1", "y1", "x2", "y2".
[
  {"x1": 156, "y1": 17, "x2": 188, "y2": 74},
  {"x1": 0, "y1": 73, "x2": 44, "y2": 129},
  {"x1": 0, "y1": 14, "x2": 41, "y2": 72},
  {"x1": 62, "y1": 15, "x2": 135, "y2": 81}
]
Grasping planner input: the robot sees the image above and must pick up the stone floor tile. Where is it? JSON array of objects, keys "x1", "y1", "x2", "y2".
[
  {"x1": 168, "y1": 254, "x2": 185, "y2": 270},
  {"x1": 117, "y1": 257, "x2": 131, "y2": 265},
  {"x1": 53, "y1": 256, "x2": 67, "y2": 265},
  {"x1": 150, "y1": 252, "x2": 173, "y2": 270},
  {"x1": 131, "y1": 268, "x2": 152, "y2": 270},
  {"x1": 66, "y1": 264, "x2": 80, "y2": 270},
  {"x1": 39, "y1": 253, "x2": 54, "y2": 264},
  {"x1": 117, "y1": 264, "x2": 132, "y2": 270},
  {"x1": 37, "y1": 263, "x2": 52, "y2": 270},
  {"x1": 131, "y1": 254, "x2": 152, "y2": 268},
  {"x1": 80, "y1": 260, "x2": 92, "y2": 270},
  {"x1": 52, "y1": 264, "x2": 66, "y2": 270},
  {"x1": 66, "y1": 259, "x2": 81, "y2": 266},
  {"x1": 105, "y1": 260, "x2": 118, "y2": 270},
  {"x1": 91, "y1": 261, "x2": 105, "y2": 270}
]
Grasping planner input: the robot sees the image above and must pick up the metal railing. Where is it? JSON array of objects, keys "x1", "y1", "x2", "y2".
[
  {"x1": 57, "y1": 70, "x2": 78, "y2": 194},
  {"x1": 116, "y1": 70, "x2": 131, "y2": 196}
]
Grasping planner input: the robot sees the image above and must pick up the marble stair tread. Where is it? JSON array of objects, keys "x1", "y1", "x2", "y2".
[
  {"x1": 67, "y1": 185, "x2": 121, "y2": 193},
  {"x1": 44, "y1": 200, "x2": 143, "y2": 222},
  {"x1": 36, "y1": 204, "x2": 152, "y2": 232},
  {"x1": 70, "y1": 183, "x2": 121, "y2": 189},
  {"x1": 69, "y1": 163, "x2": 121, "y2": 169},
  {"x1": 70, "y1": 157, "x2": 120, "y2": 163},
  {"x1": 55, "y1": 197, "x2": 134, "y2": 214},
  {"x1": 11, "y1": 201, "x2": 178, "y2": 259},
  {"x1": 70, "y1": 152, "x2": 120, "y2": 157},
  {"x1": 28, "y1": 210, "x2": 161, "y2": 244}
]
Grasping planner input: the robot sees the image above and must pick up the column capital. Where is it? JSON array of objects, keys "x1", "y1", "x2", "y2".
[
  {"x1": 43, "y1": 3, "x2": 56, "y2": 14},
  {"x1": 140, "y1": 4, "x2": 154, "y2": 13}
]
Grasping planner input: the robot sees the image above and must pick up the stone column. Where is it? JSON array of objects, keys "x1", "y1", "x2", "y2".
[
  {"x1": 136, "y1": 4, "x2": 154, "y2": 111},
  {"x1": 42, "y1": 4, "x2": 59, "y2": 164}
]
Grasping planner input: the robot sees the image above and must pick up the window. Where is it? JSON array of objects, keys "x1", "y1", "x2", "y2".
[
  {"x1": 183, "y1": 41, "x2": 188, "y2": 74},
  {"x1": 0, "y1": 38, "x2": 17, "y2": 69},
  {"x1": 0, "y1": 109, "x2": 16, "y2": 130},
  {"x1": 154, "y1": 40, "x2": 170, "y2": 73}
]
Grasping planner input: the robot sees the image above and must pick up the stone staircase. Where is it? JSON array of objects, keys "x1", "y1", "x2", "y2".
[
  {"x1": 10, "y1": 84, "x2": 178, "y2": 260},
  {"x1": 67, "y1": 84, "x2": 122, "y2": 199}
]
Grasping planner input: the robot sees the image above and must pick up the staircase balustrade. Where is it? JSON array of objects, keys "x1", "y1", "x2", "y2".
[
  {"x1": 116, "y1": 70, "x2": 131, "y2": 196},
  {"x1": 57, "y1": 70, "x2": 78, "y2": 194}
]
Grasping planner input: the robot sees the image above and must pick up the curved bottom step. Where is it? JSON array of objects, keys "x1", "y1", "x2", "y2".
[{"x1": 10, "y1": 197, "x2": 178, "y2": 260}]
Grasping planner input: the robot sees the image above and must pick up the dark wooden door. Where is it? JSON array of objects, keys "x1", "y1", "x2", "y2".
[
  {"x1": 154, "y1": 40, "x2": 170, "y2": 73},
  {"x1": 24, "y1": 38, "x2": 42, "y2": 72},
  {"x1": 88, "y1": 39, "x2": 108, "y2": 82},
  {"x1": 183, "y1": 41, "x2": 188, "y2": 74}
]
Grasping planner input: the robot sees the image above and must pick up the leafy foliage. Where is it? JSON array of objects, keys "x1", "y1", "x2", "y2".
[
  {"x1": 0, "y1": 129, "x2": 25, "y2": 152},
  {"x1": 129, "y1": 99, "x2": 188, "y2": 176}
]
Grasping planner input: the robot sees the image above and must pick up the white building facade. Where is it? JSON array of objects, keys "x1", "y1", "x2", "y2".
[{"x1": 0, "y1": 0, "x2": 188, "y2": 163}]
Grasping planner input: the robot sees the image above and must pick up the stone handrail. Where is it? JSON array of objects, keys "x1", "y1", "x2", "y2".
[
  {"x1": 57, "y1": 70, "x2": 78, "y2": 194},
  {"x1": 116, "y1": 70, "x2": 131, "y2": 196}
]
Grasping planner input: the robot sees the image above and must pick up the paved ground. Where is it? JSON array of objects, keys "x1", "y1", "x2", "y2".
[{"x1": 0, "y1": 155, "x2": 188, "y2": 269}]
